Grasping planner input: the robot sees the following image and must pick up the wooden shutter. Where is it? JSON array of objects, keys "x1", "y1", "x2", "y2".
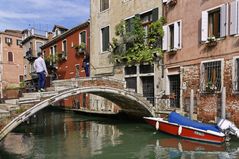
[
  {"x1": 220, "y1": 4, "x2": 228, "y2": 37},
  {"x1": 162, "y1": 25, "x2": 168, "y2": 51},
  {"x1": 174, "y1": 22, "x2": 179, "y2": 49},
  {"x1": 152, "y1": 8, "x2": 159, "y2": 22},
  {"x1": 230, "y1": 0, "x2": 238, "y2": 35},
  {"x1": 201, "y1": 11, "x2": 208, "y2": 41}
]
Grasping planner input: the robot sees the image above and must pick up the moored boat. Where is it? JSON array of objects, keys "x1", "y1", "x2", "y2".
[{"x1": 144, "y1": 112, "x2": 239, "y2": 144}]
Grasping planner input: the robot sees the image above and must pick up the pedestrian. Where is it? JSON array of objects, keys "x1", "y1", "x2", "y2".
[
  {"x1": 33, "y1": 52, "x2": 48, "y2": 92},
  {"x1": 83, "y1": 54, "x2": 90, "y2": 77}
]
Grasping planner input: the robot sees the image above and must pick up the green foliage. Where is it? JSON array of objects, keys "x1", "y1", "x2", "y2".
[{"x1": 110, "y1": 16, "x2": 165, "y2": 65}]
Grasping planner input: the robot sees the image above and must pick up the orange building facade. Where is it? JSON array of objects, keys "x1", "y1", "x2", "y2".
[{"x1": 0, "y1": 30, "x2": 24, "y2": 99}]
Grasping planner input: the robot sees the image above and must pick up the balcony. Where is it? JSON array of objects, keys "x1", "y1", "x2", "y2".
[
  {"x1": 24, "y1": 50, "x2": 37, "y2": 63},
  {"x1": 58, "y1": 51, "x2": 67, "y2": 61},
  {"x1": 74, "y1": 43, "x2": 86, "y2": 56}
]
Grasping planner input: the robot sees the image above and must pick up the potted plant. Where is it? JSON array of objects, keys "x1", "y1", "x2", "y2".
[
  {"x1": 205, "y1": 81, "x2": 217, "y2": 93},
  {"x1": 206, "y1": 36, "x2": 217, "y2": 47},
  {"x1": 74, "y1": 43, "x2": 86, "y2": 55}
]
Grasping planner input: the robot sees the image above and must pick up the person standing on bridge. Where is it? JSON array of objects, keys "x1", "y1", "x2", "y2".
[{"x1": 34, "y1": 52, "x2": 48, "y2": 92}]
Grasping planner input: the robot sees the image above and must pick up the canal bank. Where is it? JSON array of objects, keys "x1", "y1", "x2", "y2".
[{"x1": 0, "y1": 108, "x2": 239, "y2": 159}]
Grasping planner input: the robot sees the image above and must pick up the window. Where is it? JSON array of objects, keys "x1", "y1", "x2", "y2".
[
  {"x1": 201, "y1": 60, "x2": 222, "y2": 92},
  {"x1": 141, "y1": 8, "x2": 158, "y2": 38},
  {"x1": 163, "y1": 20, "x2": 182, "y2": 51},
  {"x1": 208, "y1": 9, "x2": 220, "y2": 38},
  {"x1": 201, "y1": 4, "x2": 228, "y2": 41},
  {"x1": 19, "y1": 75, "x2": 24, "y2": 82},
  {"x1": 233, "y1": 57, "x2": 239, "y2": 92},
  {"x1": 62, "y1": 40, "x2": 67, "y2": 57},
  {"x1": 50, "y1": 45, "x2": 57, "y2": 64},
  {"x1": 101, "y1": 26, "x2": 110, "y2": 52},
  {"x1": 5, "y1": 37, "x2": 12, "y2": 45},
  {"x1": 80, "y1": 31, "x2": 86, "y2": 44},
  {"x1": 140, "y1": 64, "x2": 154, "y2": 74},
  {"x1": 16, "y1": 39, "x2": 22, "y2": 46},
  {"x1": 125, "y1": 77, "x2": 137, "y2": 92},
  {"x1": 36, "y1": 42, "x2": 43, "y2": 54},
  {"x1": 8, "y1": 52, "x2": 13, "y2": 62},
  {"x1": 100, "y1": 0, "x2": 109, "y2": 12},
  {"x1": 125, "y1": 66, "x2": 137, "y2": 75}
]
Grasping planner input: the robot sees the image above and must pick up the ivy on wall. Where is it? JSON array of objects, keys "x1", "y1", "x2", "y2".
[{"x1": 109, "y1": 16, "x2": 166, "y2": 65}]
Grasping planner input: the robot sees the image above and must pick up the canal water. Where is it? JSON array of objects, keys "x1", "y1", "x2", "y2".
[{"x1": 0, "y1": 108, "x2": 239, "y2": 159}]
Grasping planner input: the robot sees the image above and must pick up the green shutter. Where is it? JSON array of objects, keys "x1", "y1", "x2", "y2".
[
  {"x1": 152, "y1": 8, "x2": 159, "y2": 22},
  {"x1": 81, "y1": 31, "x2": 86, "y2": 43},
  {"x1": 102, "y1": 26, "x2": 109, "y2": 51}
]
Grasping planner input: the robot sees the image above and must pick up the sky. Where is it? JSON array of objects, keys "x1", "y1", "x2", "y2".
[{"x1": 0, "y1": 0, "x2": 90, "y2": 32}]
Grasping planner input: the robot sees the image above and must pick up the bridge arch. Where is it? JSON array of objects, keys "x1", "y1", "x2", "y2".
[{"x1": 0, "y1": 86, "x2": 154, "y2": 141}]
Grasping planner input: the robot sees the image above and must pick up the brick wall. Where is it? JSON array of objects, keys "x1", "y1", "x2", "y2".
[{"x1": 182, "y1": 60, "x2": 239, "y2": 126}]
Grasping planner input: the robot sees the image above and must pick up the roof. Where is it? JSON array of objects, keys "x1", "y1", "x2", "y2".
[
  {"x1": 0, "y1": 29, "x2": 22, "y2": 38},
  {"x1": 52, "y1": 25, "x2": 68, "y2": 32},
  {"x1": 41, "y1": 21, "x2": 90, "y2": 49},
  {"x1": 22, "y1": 34, "x2": 48, "y2": 45}
]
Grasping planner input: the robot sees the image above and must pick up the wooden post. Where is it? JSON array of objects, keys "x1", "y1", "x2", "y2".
[
  {"x1": 189, "y1": 89, "x2": 194, "y2": 120},
  {"x1": 221, "y1": 87, "x2": 226, "y2": 119}
]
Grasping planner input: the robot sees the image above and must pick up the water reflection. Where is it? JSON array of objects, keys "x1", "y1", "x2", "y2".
[{"x1": 0, "y1": 108, "x2": 239, "y2": 159}]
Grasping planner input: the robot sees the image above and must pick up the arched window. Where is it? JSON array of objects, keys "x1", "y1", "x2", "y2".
[{"x1": 8, "y1": 52, "x2": 13, "y2": 62}]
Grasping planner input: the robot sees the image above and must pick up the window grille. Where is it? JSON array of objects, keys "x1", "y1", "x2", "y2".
[
  {"x1": 139, "y1": 64, "x2": 154, "y2": 74},
  {"x1": 125, "y1": 66, "x2": 136, "y2": 75},
  {"x1": 233, "y1": 59, "x2": 239, "y2": 91},
  {"x1": 202, "y1": 61, "x2": 221, "y2": 92}
]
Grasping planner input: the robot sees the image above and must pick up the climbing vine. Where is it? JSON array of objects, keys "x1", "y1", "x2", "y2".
[{"x1": 110, "y1": 16, "x2": 165, "y2": 65}]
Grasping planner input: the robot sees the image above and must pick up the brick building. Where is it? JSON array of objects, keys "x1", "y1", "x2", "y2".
[
  {"x1": 41, "y1": 21, "x2": 90, "y2": 108},
  {"x1": 0, "y1": 30, "x2": 24, "y2": 98},
  {"x1": 161, "y1": 0, "x2": 239, "y2": 125}
]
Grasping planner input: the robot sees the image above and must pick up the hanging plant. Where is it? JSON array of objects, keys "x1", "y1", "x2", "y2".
[{"x1": 109, "y1": 16, "x2": 165, "y2": 65}]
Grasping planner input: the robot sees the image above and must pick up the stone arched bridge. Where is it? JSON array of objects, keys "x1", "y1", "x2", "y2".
[{"x1": 0, "y1": 77, "x2": 155, "y2": 141}]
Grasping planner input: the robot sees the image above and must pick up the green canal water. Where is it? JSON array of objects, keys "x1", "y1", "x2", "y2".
[{"x1": 0, "y1": 108, "x2": 239, "y2": 159}]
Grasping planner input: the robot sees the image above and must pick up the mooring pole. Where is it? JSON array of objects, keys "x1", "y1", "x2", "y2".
[
  {"x1": 221, "y1": 87, "x2": 226, "y2": 119},
  {"x1": 189, "y1": 89, "x2": 194, "y2": 120}
]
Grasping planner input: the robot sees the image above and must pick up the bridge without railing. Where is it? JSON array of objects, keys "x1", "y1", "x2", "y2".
[{"x1": 0, "y1": 77, "x2": 155, "y2": 141}]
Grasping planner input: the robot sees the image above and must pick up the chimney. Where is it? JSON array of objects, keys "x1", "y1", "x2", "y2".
[
  {"x1": 46, "y1": 32, "x2": 53, "y2": 40},
  {"x1": 31, "y1": 28, "x2": 35, "y2": 35}
]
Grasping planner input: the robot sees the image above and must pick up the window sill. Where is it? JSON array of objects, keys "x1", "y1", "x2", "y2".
[
  {"x1": 99, "y1": 8, "x2": 110, "y2": 14},
  {"x1": 100, "y1": 50, "x2": 110, "y2": 54},
  {"x1": 232, "y1": 91, "x2": 239, "y2": 95}
]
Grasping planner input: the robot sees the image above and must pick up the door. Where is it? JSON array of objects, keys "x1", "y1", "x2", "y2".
[
  {"x1": 169, "y1": 75, "x2": 180, "y2": 108},
  {"x1": 141, "y1": 76, "x2": 154, "y2": 105}
]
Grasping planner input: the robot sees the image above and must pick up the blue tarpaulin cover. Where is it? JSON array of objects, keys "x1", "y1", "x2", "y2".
[{"x1": 168, "y1": 112, "x2": 220, "y2": 133}]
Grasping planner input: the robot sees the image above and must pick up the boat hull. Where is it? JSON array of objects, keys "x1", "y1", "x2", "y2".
[{"x1": 144, "y1": 117, "x2": 225, "y2": 144}]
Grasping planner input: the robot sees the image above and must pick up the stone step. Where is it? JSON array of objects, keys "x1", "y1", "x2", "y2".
[
  {"x1": 0, "y1": 104, "x2": 19, "y2": 111},
  {"x1": 22, "y1": 92, "x2": 41, "y2": 98},
  {"x1": 18, "y1": 97, "x2": 41, "y2": 104},
  {"x1": 0, "y1": 109, "x2": 10, "y2": 118},
  {"x1": 46, "y1": 87, "x2": 55, "y2": 92},
  {"x1": 40, "y1": 91, "x2": 58, "y2": 98},
  {"x1": 5, "y1": 99, "x2": 18, "y2": 105}
]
